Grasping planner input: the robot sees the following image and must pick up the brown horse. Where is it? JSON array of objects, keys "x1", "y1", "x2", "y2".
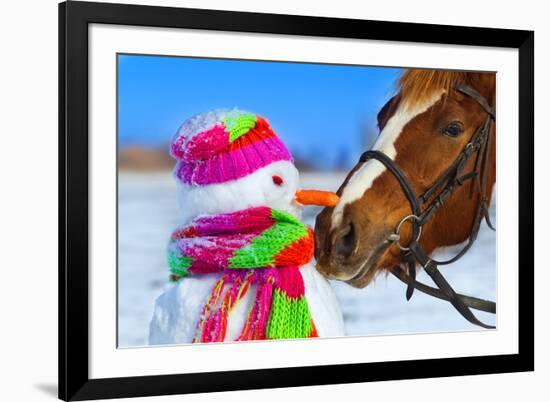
[{"x1": 315, "y1": 69, "x2": 496, "y2": 293}]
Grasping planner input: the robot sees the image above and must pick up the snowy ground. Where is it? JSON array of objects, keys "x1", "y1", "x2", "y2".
[{"x1": 117, "y1": 172, "x2": 496, "y2": 347}]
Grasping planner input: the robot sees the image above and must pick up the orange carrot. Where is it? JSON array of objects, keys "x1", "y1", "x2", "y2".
[{"x1": 295, "y1": 190, "x2": 340, "y2": 207}]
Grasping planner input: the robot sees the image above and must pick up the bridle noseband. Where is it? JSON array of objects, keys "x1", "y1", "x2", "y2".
[{"x1": 359, "y1": 84, "x2": 496, "y2": 329}]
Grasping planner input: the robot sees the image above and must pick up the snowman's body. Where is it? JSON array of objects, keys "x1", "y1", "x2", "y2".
[
  {"x1": 149, "y1": 262, "x2": 344, "y2": 344},
  {"x1": 148, "y1": 109, "x2": 345, "y2": 344}
]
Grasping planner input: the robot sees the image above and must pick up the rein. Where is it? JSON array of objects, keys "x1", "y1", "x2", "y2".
[{"x1": 359, "y1": 84, "x2": 496, "y2": 329}]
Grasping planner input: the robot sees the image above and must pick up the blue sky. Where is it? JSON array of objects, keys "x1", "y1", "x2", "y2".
[{"x1": 118, "y1": 54, "x2": 401, "y2": 169}]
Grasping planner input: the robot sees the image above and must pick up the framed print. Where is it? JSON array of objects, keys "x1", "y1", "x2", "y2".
[{"x1": 59, "y1": 1, "x2": 534, "y2": 400}]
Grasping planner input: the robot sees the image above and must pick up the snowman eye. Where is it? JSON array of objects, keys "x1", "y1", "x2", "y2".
[{"x1": 272, "y1": 175, "x2": 284, "y2": 186}]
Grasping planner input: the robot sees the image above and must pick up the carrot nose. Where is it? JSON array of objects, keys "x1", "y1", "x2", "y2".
[{"x1": 295, "y1": 189, "x2": 340, "y2": 207}]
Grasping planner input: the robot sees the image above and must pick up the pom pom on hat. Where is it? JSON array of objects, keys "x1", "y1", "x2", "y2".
[{"x1": 171, "y1": 109, "x2": 293, "y2": 186}]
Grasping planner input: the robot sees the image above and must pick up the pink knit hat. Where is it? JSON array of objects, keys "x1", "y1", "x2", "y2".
[{"x1": 170, "y1": 109, "x2": 293, "y2": 186}]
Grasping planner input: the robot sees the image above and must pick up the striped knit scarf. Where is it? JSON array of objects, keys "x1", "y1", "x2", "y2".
[{"x1": 167, "y1": 206, "x2": 318, "y2": 342}]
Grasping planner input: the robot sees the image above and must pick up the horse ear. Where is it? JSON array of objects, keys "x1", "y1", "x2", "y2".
[
  {"x1": 469, "y1": 73, "x2": 496, "y2": 106},
  {"x1": 377, "y1": 94, "x2": 401, "y2": 131}
]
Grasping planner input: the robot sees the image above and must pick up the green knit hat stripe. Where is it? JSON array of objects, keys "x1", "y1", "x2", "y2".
[
  {"x1": 223, "y1": 113, "x2": 258, "y2": 143},
  {"x1": 228, "y1": 211, "x2": 308, "y2": 269},
  {"x1": 266, "y1": 290, "x2": 312, "y2": 339},
  {"x1": 168, "y1": 253, "x2": 194, "y2": 277}
]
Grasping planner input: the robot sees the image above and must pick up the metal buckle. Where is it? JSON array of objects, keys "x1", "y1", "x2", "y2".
[
  {"x1": 464, "y1": 142, "x2": 475, "y2": 154},
  {"x1": 389, "y1": 214, "x2": 422, "y2": 251}
]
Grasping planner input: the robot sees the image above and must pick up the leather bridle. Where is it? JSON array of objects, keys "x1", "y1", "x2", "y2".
[{"x1": 358, "y1": 84, "x2": 496, "y2": 329}]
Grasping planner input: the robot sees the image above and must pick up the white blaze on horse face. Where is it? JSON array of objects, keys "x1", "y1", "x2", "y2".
[{"x1": 330, "y1": 90, "x2": 445, "y2": 231}]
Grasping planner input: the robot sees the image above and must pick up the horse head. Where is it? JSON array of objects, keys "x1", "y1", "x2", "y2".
[{"x1": 315, "y1": 69, "x2": 496, "y2": 288}]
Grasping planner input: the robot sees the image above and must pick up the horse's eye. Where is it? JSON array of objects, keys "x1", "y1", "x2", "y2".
[
  {"x1": 272, "y1": 175, "x2": 284, "y2": 186},
  {"x1": 442, "y1": 122, "x2": 464, "y2": 138}
]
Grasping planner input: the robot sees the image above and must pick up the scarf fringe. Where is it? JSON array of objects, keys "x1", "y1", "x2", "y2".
[{"x1": 194, "y1": 268, "x2": 317, "y2": 343}]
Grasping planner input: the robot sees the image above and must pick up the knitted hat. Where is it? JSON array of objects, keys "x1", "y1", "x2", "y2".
[{"x1": 170, "y1": 109, "x2": 293, "y2": 186}]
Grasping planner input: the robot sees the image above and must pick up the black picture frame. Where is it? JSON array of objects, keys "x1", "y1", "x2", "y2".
[{"x1": 59, "y1": 1, "x2": 534, "y2": 400}]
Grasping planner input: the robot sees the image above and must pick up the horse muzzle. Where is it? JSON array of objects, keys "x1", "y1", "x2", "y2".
[{"x1": 314, "y1": 215, "x2": 394, "y2": 286}]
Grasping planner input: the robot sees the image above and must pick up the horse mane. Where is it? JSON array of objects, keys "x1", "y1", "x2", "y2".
[
  {"x1": 398, "y1": 69, "x2": 496, "y2": 109},
  {"x1": 398, "y1": 69, "x2": 467, "y2": 108}
]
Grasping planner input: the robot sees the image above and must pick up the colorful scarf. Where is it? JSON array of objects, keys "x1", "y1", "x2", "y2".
[{"x1": 167, "y1": 206, "x2": 318, "y2": 342}]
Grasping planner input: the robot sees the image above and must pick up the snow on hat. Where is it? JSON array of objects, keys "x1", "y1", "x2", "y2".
[{"x1": 170, "y1": 109, "x2": 293, "y2": 186}]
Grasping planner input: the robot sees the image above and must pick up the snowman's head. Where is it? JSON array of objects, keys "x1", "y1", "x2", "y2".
[
  {"x1": 170, "y1": 109, "x2": 338, "y2": 224},
  {"x1": 175, "y1": 160, "x2": 300, "y2": 224}
]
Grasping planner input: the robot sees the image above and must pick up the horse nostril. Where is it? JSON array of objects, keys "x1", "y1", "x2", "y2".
[{"x1": 335, "y1": 223, "x2": 357, "y2": 259}]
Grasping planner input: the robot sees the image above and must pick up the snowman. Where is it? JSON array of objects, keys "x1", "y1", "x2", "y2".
[{"x1": 149, "y1": 109, "x2": 344, "y2": 344}]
